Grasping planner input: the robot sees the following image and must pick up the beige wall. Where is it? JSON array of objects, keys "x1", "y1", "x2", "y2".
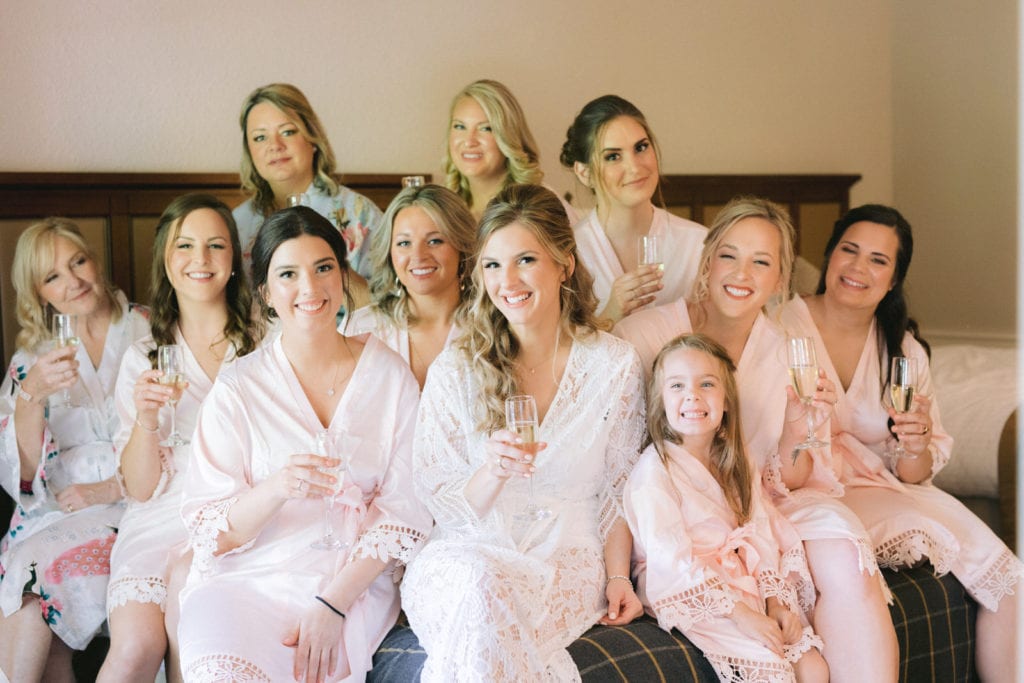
[
  {"x1": 892, "y1": 0, "x2": 1018, "y2": 343},
  {"x1": 1, "y1": 2, "x2": 892, "y2": 197},
  {"x1": 3, "y1": 1, "x2": 1014, "y2": 343}
]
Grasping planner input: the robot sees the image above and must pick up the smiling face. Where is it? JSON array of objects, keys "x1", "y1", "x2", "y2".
[
  {"x1": 660, "y1": 347, "x2": 727, "y2": 449},
  {"x1": 585, "y1": 115, "x2": 658, "y2": 211},
  {"x1": 165, "y1": 208, "x2": 233, "y2": 307},
  {"x1": 480, "y1": 222, "x2": 568, "y2": 333},
  {"x1": 705, "y1": 217, "x2": 783, "y2": 321},
  {"x1": 245, "y1": 101, "x2": 316, "y2": 195},
  {"x1": 823, "y1": 220, "x2": 899, "y2": 312},
  {"x1": 263, "y1": 234, "x2": 344, "y2": 334},
  {"x1": 37, "y1": 235, "x2": 105, "y2": 317},
  {"x1": 391, "y1": 206, "x2": 462, "y2": 300},
  {"x1": 448, "y1": 96, "x2": 507, "y2": 187}
]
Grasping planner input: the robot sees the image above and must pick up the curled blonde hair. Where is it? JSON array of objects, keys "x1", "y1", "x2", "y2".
[
  {"x1": 12, "y1": 218, "x2": 121, "y2": 352},
  {"x1": 443, "y1": 79, "x2": 543, "y2": 208},
  {"x1": 689, "y1": 196, "x2": 795, "y2": 326},
  {"x1": 367, "y1": 184, "x2": 476, "y2": 327},
  {"x1": 239, "y1": 83, "x2": 339, "y2": 217},
  {"x1": 647, "y1": 334, "x2": 753, "y2": 524},
  {"x1": 458, "y1": 184, "x2": 599, "y2": 432}
]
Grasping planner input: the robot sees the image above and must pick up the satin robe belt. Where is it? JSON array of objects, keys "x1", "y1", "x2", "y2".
[{"x1": 708, "y1": 524, "x2": 761, "y2": 599}]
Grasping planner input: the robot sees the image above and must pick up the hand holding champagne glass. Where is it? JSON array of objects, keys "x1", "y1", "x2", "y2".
[
  {"x1": 311, "y1": 429, "x2": 348, "y2": 551},
  {"x1": 157, "y1": 345, "x2": 189, "y2": 447},
  {"x1": 506, "y1": 395, "x2": 551, "y2": 521},
  {"x1": 51, "y1": 314, "x2": 79, "y2": 407},
  {"x1": 887, "y1": 356, "x2": 918, "y2": 460},
  {"x1": 787, "y1": 337, "x2": 829, "y2": 451}
]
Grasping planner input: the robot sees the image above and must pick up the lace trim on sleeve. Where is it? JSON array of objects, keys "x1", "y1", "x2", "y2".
[
  {"x1": 651, "y1": 575, "x2": 735, "y2": 632},
  {"x1": 349, "y1": 523, "x2": 428, "y2": 565},
  {"x1": 762, "y1": 451, "x2": 791, "y2": 498},
  {"x1": 185, "y1": 497, "x2": 251, "y2": 576}
]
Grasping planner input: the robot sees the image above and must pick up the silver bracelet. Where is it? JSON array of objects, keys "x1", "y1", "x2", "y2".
[
  {"x1": 606, "y1": 574, "x2": 632, "y2": 586},
  {"x1": 16, "y1": 385, "x2": 43, "y2": 405},
  {"x1": 134, "y1": 416, "x2": 159, "y2": 433}
]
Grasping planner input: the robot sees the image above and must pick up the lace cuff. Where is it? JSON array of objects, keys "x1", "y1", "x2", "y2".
[
  {"x1": 762, "y1": 451, "x2": 791, "y2": 498},
  {"x1": 349, "y1": 522, "x2": 428, "y2": 566},
  {"x1": 107, "y1": 575, "x2": 168, "y2": 612},
  {"x1": 186, "y1": 497, "x2": 252, "y2": 576},
  {"x1": 783, "y1": 626, "x2": 824, "y2": 664},
  {"x1": 756, "y1": 567, "x2": 803, "y2": 616},
  {"x1": 651, "y1": 575, "x2": 735, "y2": 632},
  {"x1": 596, "y1": 494, "x2": 624, "y2": 544}
]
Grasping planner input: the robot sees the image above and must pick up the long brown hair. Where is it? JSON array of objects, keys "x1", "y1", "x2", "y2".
[{"x1": 647, "y1": 334, "x2": 753, "y2": 524}]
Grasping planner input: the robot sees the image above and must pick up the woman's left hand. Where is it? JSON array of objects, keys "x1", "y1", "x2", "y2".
[
  {"x1": 56, "y1": 479, "x2": 120, "y2": 513},
  {"x1": 888, "y1": 393, "x2": 933, "y2": 457},
  {"x1": 600, "y1": 578, "x2": 643, "y2": 626},
  {"x1": 283, "y1": 600, "x2": 348, "y2": 683}
]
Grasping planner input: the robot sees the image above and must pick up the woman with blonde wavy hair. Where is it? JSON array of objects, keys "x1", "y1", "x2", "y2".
[
  {"x1": 233, "y1": 82, "x2": 381, "y2": 306},
  {"x1": 616, "y1": 197, "x2": 899, "y2": 682},
  {"x1": 346, "y1": 184, "x2": 475, "y2": 388},
  {"x1": 444, "y1": 79, "x2": 576, "y2": 222},
  {"x1": 0, "y1": 219, "x2": 150, "y2": 681},
  {"x1": 402, "y1": 183, "x2": 645, "y2": 680}
]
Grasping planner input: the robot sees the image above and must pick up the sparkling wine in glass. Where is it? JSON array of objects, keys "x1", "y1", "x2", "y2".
[
  {"x1": 311, "y1": 429, "x2": 349, "y2": 551},
  {"x1": 51, "y1": 314, "x2": 79, "y2": 407},
  {"x1": 506, "y1": 395, "x2": 551, "y2": 521},
  {"x1": 402, "y1": 175, "x2": 425, "y2": 189},
  {"x1": 887, "y1": 356, "x2": 918, "y2": 460},
  {"x1": 638, "y1": 234, "x2": 664, "y2": 272},
  {"x1": 157, "y1": 345, "x2": 188, "y2": 447},
  {"x1": 787, "y1": 337, "x2": 828, "y2": 450}
]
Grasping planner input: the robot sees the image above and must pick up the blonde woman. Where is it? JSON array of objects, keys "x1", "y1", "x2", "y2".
[
  {"x1": 347, "y1": 184, "x2": 475, "y2": 388},
  {"x1": 0, "y1": 219, "x2": 150, "y2": 681},
  {"x1": 233, "y1": 82, "x2": 382, "y2": 306},
  {"x1": 444, "y1": 78, "x2": 577, "y2": 222},
  {"x1": 402, "y1": 184, "x2": 644, "y2": 680}
]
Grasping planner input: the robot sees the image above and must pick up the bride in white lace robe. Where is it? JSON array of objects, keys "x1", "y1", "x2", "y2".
[{"x1": 401, "y1": 184, "x2": 645, "y2": 681}]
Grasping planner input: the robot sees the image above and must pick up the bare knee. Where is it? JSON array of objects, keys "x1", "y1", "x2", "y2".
[{"x1": 794, "y1": 648, "x2": 829, "y2": 683}]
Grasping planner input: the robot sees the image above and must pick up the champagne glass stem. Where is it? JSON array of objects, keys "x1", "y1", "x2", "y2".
[
  {"x1": 805, "y1": 403, "x2": 816, "y2": 442},
  {"x1": 169, "y1": 403, "x2": 178, "y2": 442},
  {"x1": 323, "y1": 497, "x2": 335, "y2": 541}
]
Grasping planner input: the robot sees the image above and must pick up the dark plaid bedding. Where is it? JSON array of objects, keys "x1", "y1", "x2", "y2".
[{"x1": 370, "y1": 564, "x2": 979, "y2": 682}]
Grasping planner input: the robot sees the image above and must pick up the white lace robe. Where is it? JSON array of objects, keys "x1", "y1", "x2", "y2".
[
  {"x1": 401, "y1": 331, "x2": 645, "y2": 681},
  {"x1": 0, "y1": 295, "x2": 150, "y2": 648},
  {"x1": 626, "y1": 443, "x2": 821, "y2": 682},
  {"x1": 106, "y1": 330, "x2": 236, "y2": 612},
  {"x1": 784, "y1": 296, "x2": 1022, "y2": 611},
  {"x1": 178, "y1": 334, "x2": 431, "y2": 682}
]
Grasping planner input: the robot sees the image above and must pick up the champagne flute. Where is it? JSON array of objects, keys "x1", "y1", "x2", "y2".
[
  {"x1": 637, "y1": 234, "x2": 664, "y2": 272},
  {"x1": 50, "y1": 314, "x2": 79, "y2": 408},
  {"x1": 157, "y1": 345, "x2": 188, "y2": 447},
  {"x1": 787, "y1": 337, "x2": 829, "y2": 450},
  {"x1": 887, "y1": 356, "x2": 918, "y2": 460},
  {"x1": 506, "y1": 395, "x2": 551, "y2": 521},
  {"x1": 311, "y1": 429, "x2": 348, "y2": 550},
  {"x1": 287, "y1": 193, "x2": 309, "y2": 207},
  {"x1": 402, "y1": 175, "x2": 425, "y2": 189}
]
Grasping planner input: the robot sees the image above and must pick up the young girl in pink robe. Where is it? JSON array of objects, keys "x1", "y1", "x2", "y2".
[
  {"x1": 615, "y1": 198, "x2": 898, "y2": 681},
  {"x1": 783, "y1": 204, "x2": 1021, "y2": 682},
  {"x1": 626, "y1": 333, "x2": 827, "y2": 683}
]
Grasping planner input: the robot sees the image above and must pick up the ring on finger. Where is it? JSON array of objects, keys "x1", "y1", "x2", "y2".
[{"x1": 922, "y1": 425, "x2": 930, "y2": 435}]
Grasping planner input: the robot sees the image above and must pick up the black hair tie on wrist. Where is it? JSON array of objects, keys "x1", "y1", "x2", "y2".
[{"x1": 315, "y1": 595, "x2": 346, "y2": 619}]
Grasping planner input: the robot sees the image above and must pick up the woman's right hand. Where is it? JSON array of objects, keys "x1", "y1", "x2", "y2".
[
  {"x1": 603, "y1": 265, "x2": 663, "y2": 322},
  {"x1": 269, "y1": 454, "x2": 341, "y2": 501},
  {"x1": 485, "y1": 429, "x2": 546, "y2": 480},
  {"x1": 20, "y1": 345, "x2": 79, "y2": 403},
  {"x1": 132, "y1": 369, "x2": 179, "y2": 430}
]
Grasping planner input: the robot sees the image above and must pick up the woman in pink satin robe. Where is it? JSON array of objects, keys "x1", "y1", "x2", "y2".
[
  {"x1": 178, "y1": 207, "x2": 432, "y2": 683},
  {"x1": 782, "y1": 204, "x2": 1021, "y2": 683}
]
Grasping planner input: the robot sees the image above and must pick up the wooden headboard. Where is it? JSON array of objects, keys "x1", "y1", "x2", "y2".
[
  {"x1": 0, "y1": 171, "x2": 859, "y2": 366},
  {"x1": 0, "y1": 172, "x2": 429, "y2": 366}
]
